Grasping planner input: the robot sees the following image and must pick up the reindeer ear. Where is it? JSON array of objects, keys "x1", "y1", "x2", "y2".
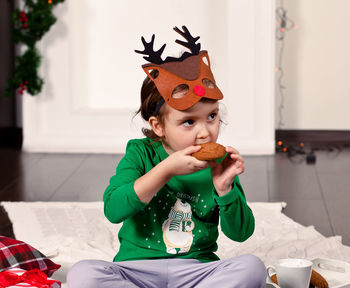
[
  {"x1": 142, "y1": 66, "x2": 159, "y2": 80},
  {"x1": 202, "y1": 53, "x2": 210, "y2": 67}
]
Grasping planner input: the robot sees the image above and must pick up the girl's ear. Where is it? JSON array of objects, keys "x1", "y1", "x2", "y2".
[{"x1": 148, "y1": 116, "x2": 164, "y2": 137}]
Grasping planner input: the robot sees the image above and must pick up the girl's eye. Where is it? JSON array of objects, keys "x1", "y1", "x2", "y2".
[
  {"x1": 183, "y1": 119, "x2": 194, "y2": 127},
  {"x1": 208, "y1": 113, "x2": 217, "y2": 121}
]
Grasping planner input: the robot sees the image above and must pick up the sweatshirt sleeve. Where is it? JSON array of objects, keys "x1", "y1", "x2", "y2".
[
  {"x1": 212, "y1": 176, "x2": 255, "y2": 242},
  {"x1": 103, "y1": 141, "x2": 148, "y2": 224}
]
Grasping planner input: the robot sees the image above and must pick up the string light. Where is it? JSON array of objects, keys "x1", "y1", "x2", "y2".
[
  {"x1": 275, "y1": 2, "x2": 345, "y2": 164},
  {"x1": 275, "y1": 2, "x2": 313, "y2": 162},
  {"x1": 275, "y1": 0, "x2": 297, "y2": 130}
]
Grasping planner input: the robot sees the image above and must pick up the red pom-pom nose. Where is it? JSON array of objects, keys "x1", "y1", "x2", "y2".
[{"x1": 194, "y1": 85, "x2": 205, "y2": 96}]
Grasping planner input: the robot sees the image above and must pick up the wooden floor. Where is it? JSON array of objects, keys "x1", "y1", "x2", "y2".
[{"x1": 1, "y1": 146, "x2": 350, "y2": 246}]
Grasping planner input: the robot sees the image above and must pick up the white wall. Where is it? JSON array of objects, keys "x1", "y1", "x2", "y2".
[
  {"x1": 23, "y1": 0, "x2": 275, "y2": 154},
  {"x1": 276, "y1": 0, "x2": 350, "y2": 130}
]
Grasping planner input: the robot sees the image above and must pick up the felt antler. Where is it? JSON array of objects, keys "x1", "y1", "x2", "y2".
[
  {"x1": 135, "y1": 26, "x2": 202, "y2": 64},
  {"x1": 173, "y1": 25, "x2": 201, "y2": 55},
  {"x1": 135, "y1": 34, "x2": 166, "y2": 65}
]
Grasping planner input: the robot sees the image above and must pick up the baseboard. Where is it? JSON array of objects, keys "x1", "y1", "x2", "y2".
[
  {"x1": 275, "y1": 130, "x2": 350, "y2": 146},
  {"x1": 0, "y1": 127, "x2": 23, "y2": 148},
  {"x1": 22, "y1": 134, "x2": 275, "y2": 155}
]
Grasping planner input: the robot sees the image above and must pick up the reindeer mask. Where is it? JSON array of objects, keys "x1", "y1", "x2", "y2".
[{"x1": 135, "y1": 26, "x2": 223, "y2": 114}]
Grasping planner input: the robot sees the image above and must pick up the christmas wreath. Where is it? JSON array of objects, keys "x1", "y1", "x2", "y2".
[{"x1": 4, "y1": 0, "x2": 65, "y2": 97}]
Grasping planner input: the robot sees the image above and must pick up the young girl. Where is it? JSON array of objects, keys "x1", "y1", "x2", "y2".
[{"x1": 67, "y1": 26, "x2": 267, "y2": 288}]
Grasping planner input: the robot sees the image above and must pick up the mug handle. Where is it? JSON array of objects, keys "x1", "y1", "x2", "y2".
[{"x1": 266, "y1": 265, "x2": 277, "y2": 284}]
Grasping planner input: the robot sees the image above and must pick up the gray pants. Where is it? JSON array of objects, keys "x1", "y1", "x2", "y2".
[{"x1": 67, "y1": 254, "x2": 266, "y2": 288}]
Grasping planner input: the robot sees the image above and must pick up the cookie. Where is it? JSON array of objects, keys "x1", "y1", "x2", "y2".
[
  {"x1": 192, "y1": 142, "x2": 226, "y2": 161},
  {"x1": 310, "y1": 270, "x2": 329, "y2": 288}
]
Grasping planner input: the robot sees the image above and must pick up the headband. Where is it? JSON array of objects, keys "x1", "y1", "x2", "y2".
[{"x1": 135, "y1": 26, "x2": 223, "y2": 114}]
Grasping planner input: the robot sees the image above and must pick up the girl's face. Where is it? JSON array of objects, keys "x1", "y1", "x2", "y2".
[{"x1": 160, "y1": 101, "x2": 220, "y2": 155}]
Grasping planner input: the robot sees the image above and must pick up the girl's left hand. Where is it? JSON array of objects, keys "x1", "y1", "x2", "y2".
[{"x1": 210, "y1": 146, "x2": 245, "y2": 196}]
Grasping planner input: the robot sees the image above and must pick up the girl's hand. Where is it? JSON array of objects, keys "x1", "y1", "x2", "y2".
[
  {"x1": 210, "y1": 146, "x2": 245, "y2": 196},
  {"x1": 164, "y1": 145, "x2": 209, "y2": 176}
]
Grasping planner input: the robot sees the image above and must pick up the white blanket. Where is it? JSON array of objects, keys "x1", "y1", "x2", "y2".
[{"x1": 2, "y1": 201, "x2": 350, "y2": 285}]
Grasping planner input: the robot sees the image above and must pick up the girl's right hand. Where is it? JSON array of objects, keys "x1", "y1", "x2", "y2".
[{"x1": 164, "y1": 145, "x2": 209, "y2": 176}]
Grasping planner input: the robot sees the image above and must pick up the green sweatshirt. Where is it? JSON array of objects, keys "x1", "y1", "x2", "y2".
[{"x1": 103, "y1": 138, "x2": 255, "y2": 263}]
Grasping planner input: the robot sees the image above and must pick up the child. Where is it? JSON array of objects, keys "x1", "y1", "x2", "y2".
[{"x1": 67, "y1": 26, "x2": 267, "y2": 288}]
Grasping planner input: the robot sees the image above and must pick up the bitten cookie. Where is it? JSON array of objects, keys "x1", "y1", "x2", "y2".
[{"x1": 192, "y1": 142, "x2": 226, "y2": 161}]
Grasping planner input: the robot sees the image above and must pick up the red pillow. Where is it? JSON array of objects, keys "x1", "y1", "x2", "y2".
[{"x1": 0, "y1": 236, "x2": 60, "y2": 277}]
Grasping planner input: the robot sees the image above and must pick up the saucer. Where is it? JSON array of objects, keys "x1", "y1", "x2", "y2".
[
  {"x1": 266, "y1": 258, "x2": 350, "y2": 288},
  {"x1": 312, "y1": 258, "x2": 350, "y2": 288}
]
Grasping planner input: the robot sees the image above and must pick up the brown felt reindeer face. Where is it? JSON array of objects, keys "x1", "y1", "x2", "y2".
[{"x1": 135, "y1": 26, "x2": 223, "y2": 111}]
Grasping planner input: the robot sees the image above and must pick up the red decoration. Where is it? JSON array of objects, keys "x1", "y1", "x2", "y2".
[
  {"x1": 0, "y1": 268, "x2": 60, "y2": 287},
  {"x1": 0, "y1": 271, "x2": 20, "y2": 286},
  {"x1": 19, "y1": 11, "x2": 29, "y2": 28},
  {"x1": 193, "y1": 85, "x2": 205, "y2": 96},
  {"x1": 17, "y1": 81, "x2": 29, "y2": 95}
]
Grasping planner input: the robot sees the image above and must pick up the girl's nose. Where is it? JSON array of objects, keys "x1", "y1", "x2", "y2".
[{"x1": 197, "y1": 123, "x2": 210, "y2": 139}]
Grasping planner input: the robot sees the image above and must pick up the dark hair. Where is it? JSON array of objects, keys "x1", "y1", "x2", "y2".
[{"x1": 135, "y1": 70, "x2": 165, "y2": 141}]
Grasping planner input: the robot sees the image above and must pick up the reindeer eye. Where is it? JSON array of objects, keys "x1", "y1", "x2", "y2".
[
  {"x1": 202, "y1": 78, "x2": 215, "y2": 89},
  {"x1": 172, "y1": 84, "x2": 189, "y2": 99}
]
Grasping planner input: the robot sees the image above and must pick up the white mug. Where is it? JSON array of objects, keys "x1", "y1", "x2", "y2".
[{"x1": 266, "y1": 258, "x2": 313, "y2": 288}]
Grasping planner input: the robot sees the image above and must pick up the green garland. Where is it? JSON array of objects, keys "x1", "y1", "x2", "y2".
[{"x1": 4, "y1": 0, "x2": 65, "y2": 97}]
